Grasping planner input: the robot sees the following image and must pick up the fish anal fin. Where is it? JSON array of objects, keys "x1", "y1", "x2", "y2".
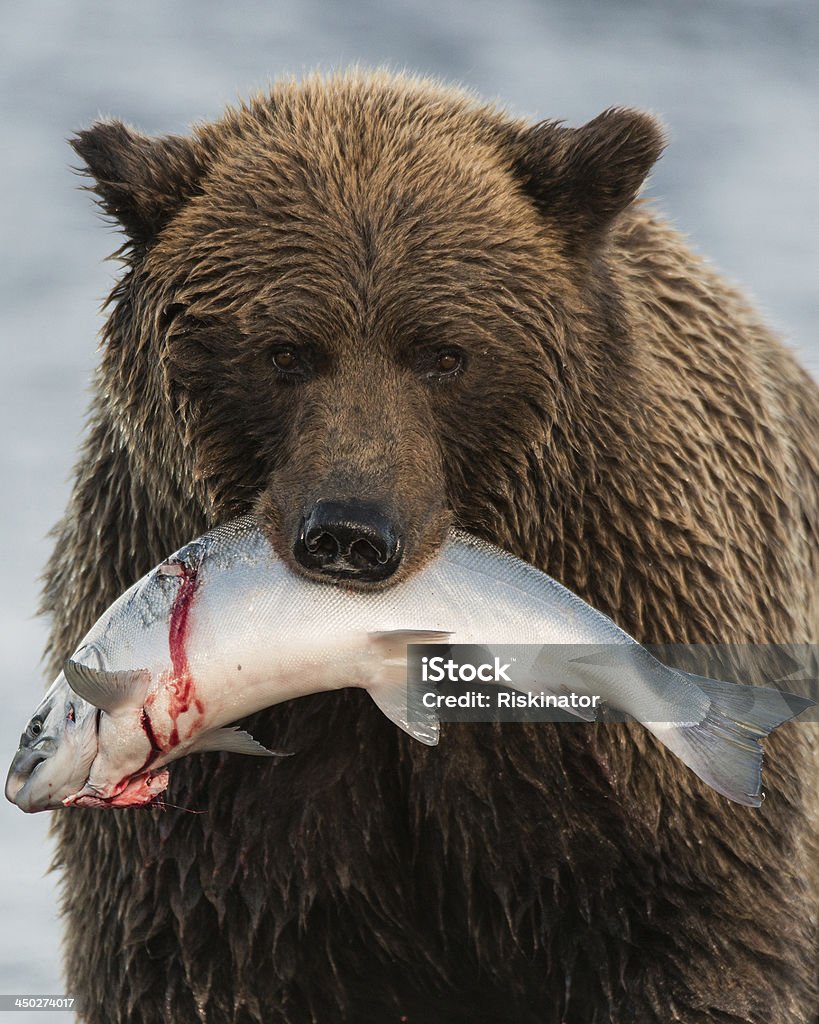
[
  {"x1": 550, "y1": 682, "x2": 598, "y2": 722},
  {"x1": 63, "y1": 659, "x2": 150, "y2": 714},
  {"x1": 366, "y1": 629, "x2": 450, "y2": 747}
]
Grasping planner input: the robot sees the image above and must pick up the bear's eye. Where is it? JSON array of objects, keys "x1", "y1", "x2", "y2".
[
  {"x1": 272, "y1": 348, "x2": 299, "y2": 373},
  {"x1": 413, "y1": 345, "x2": 466, "y2": 381},
  {"x1": 422, "y1": 348, "x2": 464, "y2": 379},
  {"x1": 269, "y1": 343, "x2": 325, "y2": 380},
  {"x1": 435, "y1": 351, "x2": 461, "y2": 375}
]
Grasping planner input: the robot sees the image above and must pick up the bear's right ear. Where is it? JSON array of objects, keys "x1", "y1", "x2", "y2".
[
  {"x1": 70, "y1": 119, "x2": 208, "y2": 245},
  {"x1": 510, "y1": 108, "x2": 666, "y2": 243}
]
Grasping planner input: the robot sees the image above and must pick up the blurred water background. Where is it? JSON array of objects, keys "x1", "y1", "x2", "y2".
[{"x1": 1, "y1": 1, "x2": 817, "y2": 1020}]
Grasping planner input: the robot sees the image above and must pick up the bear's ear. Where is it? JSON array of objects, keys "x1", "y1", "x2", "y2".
[
  {"x1": 511, "y1": 108, "x2": 666, "y2": 241},
  {"x1": 70, "y1": 119, "x2": 208, "y2": 245}
]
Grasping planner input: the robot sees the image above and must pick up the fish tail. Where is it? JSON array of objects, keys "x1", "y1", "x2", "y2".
[{"x1": 652, "y1": 675, "x2": 814, "y2": 806}]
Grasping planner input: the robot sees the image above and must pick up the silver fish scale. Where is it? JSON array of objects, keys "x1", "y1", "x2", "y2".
[
  {"x1": 76, "y1": 516, "x2": 710, "y2": 727},
  {"x1": 193, "y1": 524, "x2": 627, "y2": 674},
  {"x1": 158, "y1": 518, "x2": 637, "y2": 649}
]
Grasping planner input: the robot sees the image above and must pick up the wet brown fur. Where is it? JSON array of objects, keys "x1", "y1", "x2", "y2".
[{"x1": 43, "y1": 71, "x2": 818, "y2": 1023}]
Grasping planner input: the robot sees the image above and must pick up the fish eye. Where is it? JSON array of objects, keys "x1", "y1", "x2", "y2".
[
  {"x1": 27, "y1": 716, "x2": 43, "y2": 739},
  {"x1": 66, "y1": 704, "x2": 75, "y2": 723}
]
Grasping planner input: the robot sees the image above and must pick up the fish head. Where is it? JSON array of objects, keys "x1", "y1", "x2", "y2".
[{"x1": 5, "y1": 673, "x2": 99, "y2": 812}]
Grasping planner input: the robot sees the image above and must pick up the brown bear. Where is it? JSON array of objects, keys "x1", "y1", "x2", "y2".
[{"x1": 43, "y1": 71, "x2": 817, "y2": 1024}]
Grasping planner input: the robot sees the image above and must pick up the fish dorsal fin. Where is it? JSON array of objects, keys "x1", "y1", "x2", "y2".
[
  {"x1": 366, "y1": 629, "x2": 451, "y2": 747},
  {"x1": 63, "y1": 659, "x2": 150, "y2": 714},
  {"x1": 187, "y1": 726, "x2": 290, "y2": 758}
]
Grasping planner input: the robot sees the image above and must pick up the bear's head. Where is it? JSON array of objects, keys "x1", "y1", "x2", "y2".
[{"x1": 72, "y1": 72, "x2": 664, "y2": 586}]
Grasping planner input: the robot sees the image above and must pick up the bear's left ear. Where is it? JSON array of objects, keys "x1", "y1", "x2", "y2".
[
  {"x1": 510, "y1": 107, "x2": 666, "y2": 241},
  {"x1": 70, "y1": 119, "x2": 209, "y2": 245}
]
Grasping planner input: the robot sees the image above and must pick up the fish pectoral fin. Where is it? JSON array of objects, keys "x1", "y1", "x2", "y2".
[
  {"x1": 366, "y1": 629, "x2": 451, "y2": 748},
  {"x1": 63, "y1": 660, "x2": 149, "y2": 713},
  {"x1": 187, "y1": 726, "x2": 290, "y2": 758}
]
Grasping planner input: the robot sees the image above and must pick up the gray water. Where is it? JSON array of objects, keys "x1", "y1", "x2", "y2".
[{"x1": 1, "y1": 2, "x2": 817, "y2": 1020}]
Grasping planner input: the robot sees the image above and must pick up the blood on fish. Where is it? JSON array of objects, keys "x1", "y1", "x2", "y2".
[
  {"x1": 65, "y1": 769, "x2": 170, "y2": 809},
  {"x1": 165, "y1": 557, "x2": 205, "y2": 747},
  {"x1": 101, "y1": 558, "x2": 207, "y2": 801},
  {"x1": 106, "y1": 770, "x2": 170, "y2": 807},
  {"x1": 97, "y1": 554, "x2": 208, "y2": 806},
  {"x1": 65, "y1": 702, "x2": 172, "y2": 808},
  {"x1": 140, "y1": 707, "x2": 161, "y2": 755},
  {"x1": 129, "y1": 706, "x2": 163, "y2": 784}
]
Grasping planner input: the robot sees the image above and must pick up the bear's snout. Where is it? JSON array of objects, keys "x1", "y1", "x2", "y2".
[{"x1": 293, "y1": 499, "x2": 403, "y2": 583}]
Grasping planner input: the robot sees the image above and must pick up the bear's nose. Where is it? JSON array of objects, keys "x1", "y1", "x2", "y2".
[{"x1": 293, "y1": 500, "x2": 403, "y2": 582}]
